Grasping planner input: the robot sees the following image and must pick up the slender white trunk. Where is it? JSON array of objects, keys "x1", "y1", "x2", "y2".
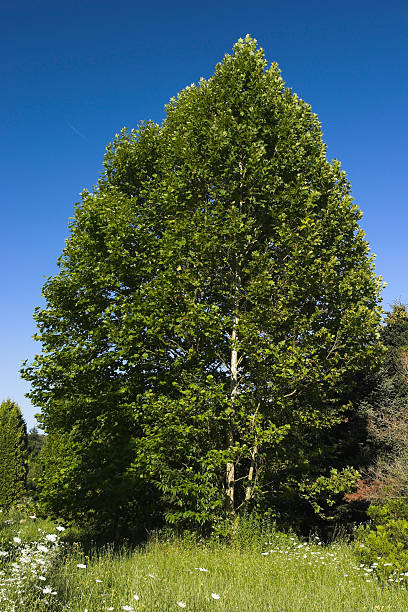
[
  {"x1": 226, "y1": 306, "x2": 239, "y2": 513},
  {"x1": 245, "y1": 444, "x2": 257, "y2": 502}
]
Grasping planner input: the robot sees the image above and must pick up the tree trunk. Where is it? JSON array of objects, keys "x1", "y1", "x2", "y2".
[
  {"x1": 226, "y1": 163, "x2": 245, "y2": 515},
  {"x1": 226, "y1": 307, "x2": 239, "y2": 514},
  {"x1": 245, "y1": 444, "x2": 257, "y2": 502}
]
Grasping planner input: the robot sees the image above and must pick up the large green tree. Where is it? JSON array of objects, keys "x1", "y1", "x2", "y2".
[
  {"x1": 0, "y1": 399, "x2": 27, "y2": 509},
  {"x1": 22, "y1": 36, "x2": 383, "y2": 533}
]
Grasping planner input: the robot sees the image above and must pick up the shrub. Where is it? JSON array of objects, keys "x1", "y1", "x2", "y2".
[{"x1": 355, "y1": 499, "x2": 408, "y2": 582}]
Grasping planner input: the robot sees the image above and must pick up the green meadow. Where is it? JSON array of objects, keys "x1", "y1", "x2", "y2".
[{"x1": 2, "y1": 510, "x2": 408, "y2": 611}]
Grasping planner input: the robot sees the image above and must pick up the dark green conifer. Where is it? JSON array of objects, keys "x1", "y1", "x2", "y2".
[
  {"x1": 362, "y1": 304, "x2": 408, "y2": 499},
  {"x1": 0, "y1": 399, "x2": 27, "y2": 509}
]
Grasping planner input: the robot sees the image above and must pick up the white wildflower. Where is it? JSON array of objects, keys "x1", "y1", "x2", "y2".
[
  {"x1": 177, "y1": 603, "x2": 186, "y2": 608},
  {"x1": 37, "y1": 545, "x2": 48, "y2": 553},
  {"x1": 46, "y1": 534, "x2": 58, "y2": 543},
  {"x1": 211, "y1": 593, "x2": 220, "y2": 600},
  {"x1": 77, "y1": 563, "x2": 87, "y2": 569},
  {"x1": 12, "y1": 537, "x2": 21, "y2": 544}
]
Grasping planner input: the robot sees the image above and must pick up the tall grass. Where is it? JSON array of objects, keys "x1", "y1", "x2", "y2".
[{"x1": 3, "y1": 510, "x2": 408, "y2": 611}]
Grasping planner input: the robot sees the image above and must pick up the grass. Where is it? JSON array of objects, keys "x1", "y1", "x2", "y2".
[
  {"x1": 0, "y1": 508, "x2": 56, "y2": 545},
  {"x1": 3, "y1": 510, "x2": 408, "y2": 610},
  {"x1": 52, "y1": 537, "x2": 408, "y2": 611}
]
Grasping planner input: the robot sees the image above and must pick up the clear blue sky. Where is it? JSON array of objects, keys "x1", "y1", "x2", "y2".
[{"x1": 1, "y1": 0, "x2": 407, "y2": 429}]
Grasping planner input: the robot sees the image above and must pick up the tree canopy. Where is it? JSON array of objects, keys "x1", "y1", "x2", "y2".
[{"x1": 22, "y1": 36, "x2": 383, "y2": 534}]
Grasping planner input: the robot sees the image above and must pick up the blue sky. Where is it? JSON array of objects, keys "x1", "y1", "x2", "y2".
[{"x1": 1, "y1": 0, "x2": 407, "y2": 428}]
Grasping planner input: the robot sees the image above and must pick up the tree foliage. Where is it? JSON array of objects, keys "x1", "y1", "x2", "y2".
[
  {"x1": 27, "y1": 427, "x2": 46, "y2": 458},
  {"x1": 22, "y1": 36, "x2": 383, "y2": 533},
  {"x1": 356, "y1": 304, "x2": 408, "y2": 502},
  {"x1": 26, "y1": 427, "x2": 46, "y2": 496},
  {"x1": 0, "y1": 399, "x2": 27, "y2": 509}
]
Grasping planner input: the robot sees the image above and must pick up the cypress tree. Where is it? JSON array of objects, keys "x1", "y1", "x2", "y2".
[{"x1": 0, "y1": 399, "x2": 27, "y2": 509}]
